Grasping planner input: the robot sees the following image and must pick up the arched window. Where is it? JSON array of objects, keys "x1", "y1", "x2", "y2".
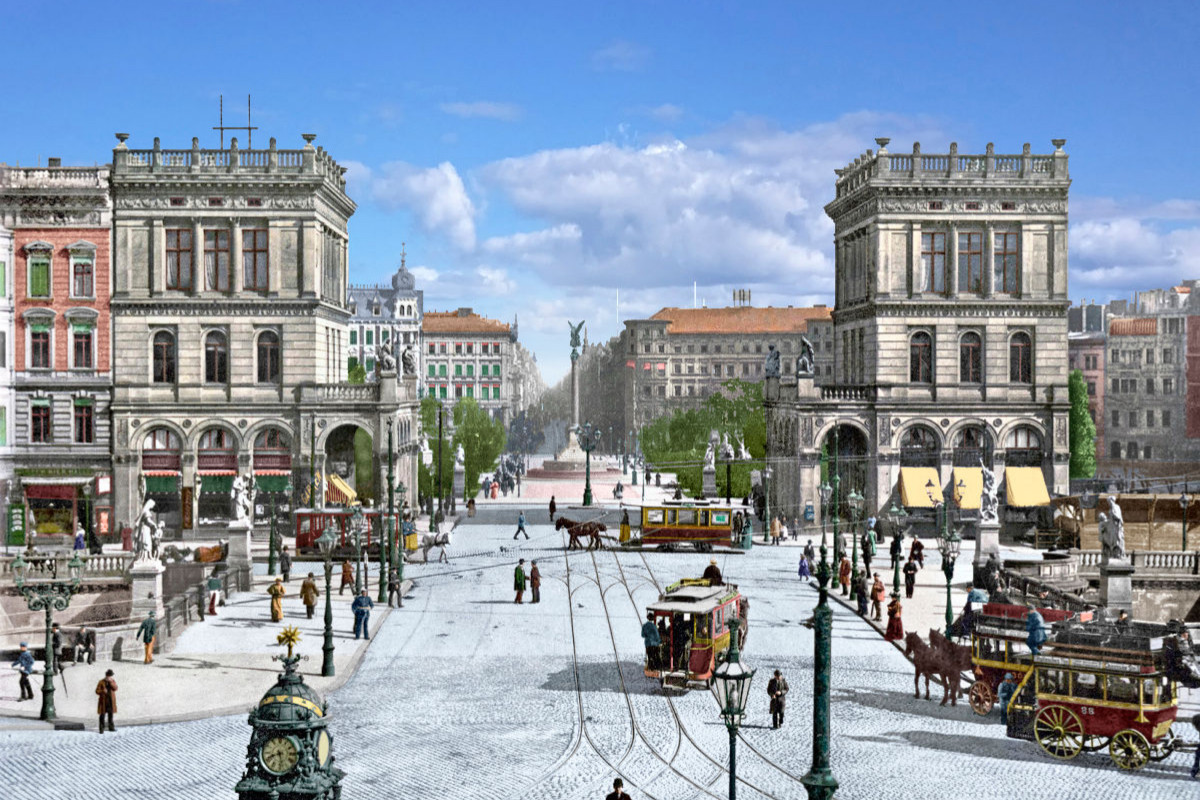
[
  {"x1": 953, "y1": 425, "x2": 992, "y2": 466},
  {"x1": 257, "y1": 331, "x2": 281, "y2": 384},
  {"x1": 143, "y1": 428, "x2": 181, "y2": 451},
  {"x1": 1004, "y1": 426, "x2": 1042, "y2": 450},
  {"x1": 909, "y1": 331, "x2": 933, "y2": 383},
  {"x1": 1126, "y1": 441, "x2": 1138, "y2": 461},
  {"x1": 959, "y1": 332, "x2": 982, "y2": 383},
  {"x1": 205, "y1": 331, "x2": 228, "y2": 383},
  {"x1": 1009, "y1": 332, "x2": 1032, "y2": 384},
  {"x1": 900, "y1": 424, "x2": 940, "y2": 467},
  {"x1": 1110, "y1": 441, "x2": 1122, "y2": 459},
  {"x1": 254, "y1": 428, "x2": 290, "y2": 451},
  {"x1": 198, "y1": 428, "x2": 231, "y2": 451},
  {"x1": 152, "y1": 331, "x2": 176, "y2": 384}
]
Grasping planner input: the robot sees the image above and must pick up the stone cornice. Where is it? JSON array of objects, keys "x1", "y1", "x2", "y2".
[
  {"x1": 831, "y1": 186, "x2": 1068, "y2": 234},
  {"x1": 831, "y1": 299, "x2": 1069, "y2": 324},
  {"x1": 111, "y1": 297, "x2": 350, "y2": 322}
]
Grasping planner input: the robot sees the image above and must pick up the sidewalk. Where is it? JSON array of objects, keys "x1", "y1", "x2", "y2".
[{"x1": 0, "y1": 571, "x2": 409, "y2": 730}]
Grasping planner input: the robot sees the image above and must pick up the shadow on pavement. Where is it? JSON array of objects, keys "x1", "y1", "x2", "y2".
[{"x1": 540, "y1": 660, "x2": 665, "y2": 696}]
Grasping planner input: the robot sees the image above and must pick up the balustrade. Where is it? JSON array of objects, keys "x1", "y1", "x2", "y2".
[{"x1": 835, "y1": 143, "x2": 1067, "y2": 197}]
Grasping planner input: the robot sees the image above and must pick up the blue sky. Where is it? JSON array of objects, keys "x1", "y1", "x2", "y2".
[{"x1": 4, "y1": 1, "x2": 1199, "y2": 381}]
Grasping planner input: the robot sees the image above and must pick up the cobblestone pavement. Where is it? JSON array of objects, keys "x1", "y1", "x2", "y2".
[{"x1": 1, "y1": 519, "x2": 1196, "y2": 799}]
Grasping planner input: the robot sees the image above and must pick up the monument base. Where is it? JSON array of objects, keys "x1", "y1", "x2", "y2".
[
  {"x1": 702, "y1": 466, "x2": 717, "y2": 498},
  {"x1": 1099, "y1": 559, "x2": 1134, "y2": 615},
  {"x1": 452, "y1": 466, "x2": 465, "y2": 513},
  {"x1": 226, "y1": 519, "x2": 254, "y2": 592},
  {"x1": 130, "y1": 560, "x2": 166, "y2": 621},
  {"x1": 973, "y1": 521, "x2": 1001, "y2": 587}
]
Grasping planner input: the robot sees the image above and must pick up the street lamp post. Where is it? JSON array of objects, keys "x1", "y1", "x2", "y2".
[
  {"x1": 579, "y1": 422, "x2": 602, "y2": 506},
  {"x1": 818, "y1": 482, "x2": 832, "y2": 541},
  {"x1": 712, "y1": 616, "x2": 755, "y2": 800},
  {"x1": 801, "y1": 529, "x2": 838, "y2": 800},
  {"x1": 888, "y1": 501, "x2": 908, "y2": 597},
  {"x1": 386, "y1": 419, "x2": 397, "y2": 595},
  {"x1": 265, "y1": 478, "x2": 278, "y2": 576},
  {"x1": 848, "y1": 489, "x2": 864, "y2": 602},
  {"x1": 81, "y1": 481, "x2": 96, "y2": 553},
  {"x1": 11, "y1": 552, "x2": 84, "y2": 721},
  {"x1": 1180, "y1": 485, "x2": 1190, "y2": 552},
  {"x1": 929, "y1": 480, "x2": 962, "y2": 639},
  {"x1": 350, "y1": 506, "x2": 365, "y2": 595},
  {"x1": 317, "y1": 526, "x2": 337, "y2": 677}
]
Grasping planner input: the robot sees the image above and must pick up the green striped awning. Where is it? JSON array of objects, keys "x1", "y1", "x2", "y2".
[
  {"x1": 145, "y1": 476, "x2": 178, "y2": 494},
  {"x1": 199, "y1": 475, "x2": 234, "y2": 493},
  {"x1": 254, "y1": 475, "x2": 291, "y2": 493}
]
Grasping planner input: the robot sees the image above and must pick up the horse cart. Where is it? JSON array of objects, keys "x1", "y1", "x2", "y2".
[
  {"x1": 644, "y1": 578, "x2": 748, "y2": 690},
  {"x1": 1003, "y1": 618, "x2": 1198, "y2": 770}
]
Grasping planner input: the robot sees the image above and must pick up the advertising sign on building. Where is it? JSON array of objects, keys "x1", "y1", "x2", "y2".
[{"x1": 8, "y1": 503, "x2": 26, "y2": 546}]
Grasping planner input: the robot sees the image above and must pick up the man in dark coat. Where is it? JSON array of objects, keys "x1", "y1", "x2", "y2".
[
  {"x1": 529, "y1": 560, "x2": 542, "y2": 603},
  {"x1": 548, "y1": 496, "x2": 557, "y2": 522},
  {"x1": 339, "y1": 560, "x2": 354, "y2": 595},
  {"x1": 351, "y1": 590, "x2": 374, "y2": 639},
  {"x1": 605, "y1": 777, "x2": 629, "y2": 800},
  {"x1": 702, "y1": 558, "x2": 723, "y2": 586},
  {"x1": 903, "y1": 555, "x2": 919, "y2": 599},
  {"x1": 387, "y1": 568, "x2": 401, "y2": 608},
  {"x1": 997, "y1": 672, "x2": 1018, "y2": 726},
  {"x1": 73, "y1": 625, "x2": 97, "y2": 664},
  {"x1": 279, "y1": 545, "x2": 292, "y2": 583},
  {"x1": 641, "y1": 612, "x2": 661, "y2": 670},
  {"x1": 136, "y1": 611, "x2": 157, "y2": 664},
  {"x1": 855, "y1": 574, "x2": 869, "y2": 617},
  {"x1": 12, "y1": 642, "x2": 34, "y2": 701},
  {"x1": 514, "y1": 559, "x2": 527, "y2": 604},
  {"x1": 767, "y1": 669, "x2": 789, "y2": 729},
  {"x1": 300, "y1": 572, "x2": 320, "y2": 618},
  {"x1": 51, "y1": 623, "x2": 64, "y2": 674},
  {"x1": 96, "y1": 669, "x2": 117, "y2": 733}
]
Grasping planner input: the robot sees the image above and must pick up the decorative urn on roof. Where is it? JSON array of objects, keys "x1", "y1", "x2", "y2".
[{"x1": 235, "y1": 628, "x2": 344, "y2": 799}]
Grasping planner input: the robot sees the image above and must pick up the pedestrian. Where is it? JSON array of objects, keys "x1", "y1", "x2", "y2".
[
  {"x1": 770, "y1": 515, "x2": 781, "y2": 545},
  {"x1": 300, "y1": 572, "x2": 320, "y2": 618},
  {"x1": 641, "y1": 612, "x2": 662, "y2": 670},
  {"x1": 855, "y1": 573, "x2": 869, "y2": 617},
  {"x1": 51, "y1": 623, "x2": 63, "y2": 674},
  {"x1": 910, "y1": 537, "x2": 925, "y2": 568},
  {"x1": 207, "y1": 567, "x2": 223, "y2": 615},
  {"x1": 387, "y1": 568, "x2": 401, "y2": 608},
  {"x1": 514, "y1": 559, "x2": 527, "y2": 603},
  {"x1": 797, "y1": 553, "x2": 812, "y2": 582},
  {"x1": 702, "y1": 558, "x2": 723, "y2": 586},
  {"x1": 767, "y1": 669, "x2": 789, "y2": 728},
  {"x1": 513, "y1": 510, "x2": 529, "y2": 540},
  {"x1": 884, "y1": 592, "x2": 904, "y2": 641},
  {"x1": 268, "y1": 576, "x2": 286, "y2": 622},
  {"x1": 1190, "y1": 711, "x2": 1200, "y2": 780},
  {"x1": 605, "y1": 777, "x2": 629, "y2": 800},
  {"x1": 838, "y1": 555, "x2": 851, "y2": 596},
  {"x1": 490, "y1": 480, "x2": 499, "y2": 499},
  {"x1": 1026, "y1": 606, "x2": 1047, "y2": 655},
  {"x1": 351, "y1": 589, "x2": 374, "y2": 639},
  {"x1": 870, "y1": 573, "x2": 886, "y2": 621},
  {"x1": 339, "y1": 560, "x2": 353, "y2": 595},
  {"x1": 997, "y1": 672, "x2": 1018, "y2": 726},
  {"x1": 73, "y1": 624, "x2": 97, "y2": 664},
  {"x1": 861, "y1": 524, "x2": 876, "y2": 575},
  {"x1": 530, "y1": 560, "x2": 542, "y2": 603},
  {"x1": 903, "y1": 555, "x2": 918, "y2": 599},
  {"x1": 74, "y1": 525, "x2": 86, "y2": 552},
  {"x1": 12, "y1": 642, "x2": 34, "y2": 701},
  {"x1": 279, "y1": 545, "x2": 292, "y2": 583},
  {"x1": 136, "y1": 611, "x2": 157, "y2": 664},
  {"x1": 890, "y1": 533, "x2": 902, "y2": 569},
  {"x1": 778, "y1": 518, "x2": 789, "y2": 544},
  {"x1": 803, "y1": 539, "x2": 815, "y2": 564},
  {"x1": 549, "y1": 496, "x2": 557, "y2": 522},
  {"x1": 790, "y1": 517, "x2": 800, "y2": 542},
  {"x1": 95, "y1": 669, "x2": 117, "y2": 733}
]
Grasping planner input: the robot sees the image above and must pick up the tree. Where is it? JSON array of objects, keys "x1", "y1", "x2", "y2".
[
  {"x1": 452, "y1": 398, "x2": 507, "y2": 499},
  {"x1": 417, "y1": 396, "x2": 451, "y2": 508},
  {"x1": 1068, "y1": 368, "x2": 1097, "y2": 479},
  {"x1": 347, "y1": 357, "x2": 366, "y2": 385}
]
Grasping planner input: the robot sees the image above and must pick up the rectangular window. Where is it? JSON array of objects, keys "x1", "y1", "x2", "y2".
[
  {"x1": 492, "y1": 364, "x2": 501, "y2": 377},
  {"x1": 455, "y1": 343, "x2": 463, "y2": 355},
  {"x1": 1087, "y1": 381, "x2": 1095, "y2": 396},
  {"x1": 1146, "y1": 378, "x2": 1155, "y2": 394},
  {"x1": 1111, "y1": 378, "x2": 1119, "y2": 393},
  {"x1": 72, "y1": 258, "x2": 94, "y2": 297},
  {"x1": 455, "y1": 385, "x2": 463, "y2": 398},
  {"x1": 28, "y1": 257, "x2": 50, "y2": 297},
  {"x1": 1128, "y1": 411, "x2": 1138, "y2": 428},
  {"x1": 366, "y1": 330, "x2": 373, "y2": 346},
  {"x1": 674, "y1": 385, "x2": 681, "y2": 396},
  {"x1": 1163, "y1": 409, "x2": 1172, "y2": 426},
  {"x1": 350, "y1": 330, "x2": 357, "y2": 345},
  {"x1": 493, "y1": 385, "x2": 501, "y2": 399},
  {"x1": 1164, "y1": 378, "x2": 1175, "y2": 394},
  {"x1": 466, "y1": 364, "x2": 474, "y2": 376},
  {"x1": 382, "y1": 329, "x2": 389, "y2": 343},
  {"x1": 0, "y1": 261, "x2": 5, "y2": 298},
  {"x1": 242, "y1": 229, "x2": 268, "y2": 291},
  {"x1": 1146, "y1": 349, "x2": 1154, "y2": 364},
  {"x1": 493, "y1": 342, "x2": 501, "y2": 354},
  {"x1": 1146, "y1": 410, "x2": 1155, "y2": 427},
  {"x1": 366, "y1": 358, "x2": 375, "y2": 372},
  {"x1": 428, "y1": 364, "x2": 435, "y2": 377},
  {"x1": 438, "y1": 364, "x2": 446, "y2": 377},
  {"x1": 30, "y1": 329, "x2": 50, "y2": 368},
  {"x1": 439, "y1": 344, "x2": 446, "y2": 354},
  {"x1": 994, "y1": 232, "x2": 1019, "y2": 293},
  {"x1": 204, "y1": 230, "x2": 230, "y2": 292},
  {"x1": 428, "y1": 343, "x2": 436, "y2": 355},
  {"x1": 1112, "y1": 409, "x2": 1120, "y2": 427},
  {"x1": 439, "y1": 385, "x2": 447, "y2": 399},
  {"x1": 455, "y1": 364, "x2": 462, "y2": 376},
  {"x1": 0, "y1": 407, "x2": 5, "y2": 447},
  {"x1": 74, "y1": 402, "x2": 94, "y2": 444},
  {"x1": 72, "y1": 329, "x2": 93, "y2": 369},
  {"x1": 31, "y1": 404, "x2": 51, "y2": 443},
  {"x1": 466, "y1": 343, "x2": 473, "y2": 354},
  {"x1": 481, "y1": 343, "x2": 489, "y2": 354},
  {"x1": 481, "y1": 364, "x2": 489, "y2": 377},
  {"x1": 1163, "y1": 348, "x2": 1173, "y2": 364},
  {"x1": 958, "y1": 233, "x2": 983, "y2": 293},
  {"x1": 466, "y1": 386, "x2": 474, "y2": 398}
]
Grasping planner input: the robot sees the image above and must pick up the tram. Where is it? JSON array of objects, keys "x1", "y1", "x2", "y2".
[
  {"x1": 293, "y1": 507, "x2": 389, "y2": 554},
  {"x1": 639, "y1": 499, "x2": 737, "y2": 551},
  {"x1": 644, "y1": 578, "x2": 748, "y2": 690}
]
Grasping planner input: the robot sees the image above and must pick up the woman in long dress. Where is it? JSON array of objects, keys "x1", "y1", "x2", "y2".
[
  {"x1": 884, "y1": 593, "x2": 904, "y2": 641},
  {"x1": 267, "y1": 577, "x2": 286, "y2": 622}
]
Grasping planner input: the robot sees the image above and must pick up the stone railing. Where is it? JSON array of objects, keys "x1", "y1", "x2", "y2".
[
  {"x1": 820, "y1": 384, "x2": 873, "y2": 402},
  {"x1": 0, "y1": 165, "x2": 109, "y2": 189},
  {"x1": 300, "y1": 382, "x2": 380, "y2": 403},
  {"x1": 835, "y1": 140, "x2": 1069, "y2": 198},
  {"x1": 113, "y1": 135, "x2": 347, "y2": 192},
  {"x1": 0, "y1": 552, "x2": 134, "y2": 582},
  {"x1": 996, "y1": 568, "x2": 1094, "y2": 613},
  {"x1": 1073, "y1": 549, "x2": 1199, "y2": 575}
]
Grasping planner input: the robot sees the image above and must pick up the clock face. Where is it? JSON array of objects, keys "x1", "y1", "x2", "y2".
[
  {"x1": 261, "y1": 736, "x2": 299, "y2": 775},
  {"x1": 317, "y1": 730, "x2": 331, "y2": 767}
]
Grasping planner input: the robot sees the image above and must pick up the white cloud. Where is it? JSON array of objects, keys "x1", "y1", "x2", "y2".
[
  {"x1": 592, "y1": 40, "x2": 650, "y2": 71},
  {"x1": 474, "y1": 265, "x2": 516, "y2": 295},
  {"x1": 368, "y1": 161, "x2": 477, "y2": 250},
  {"x1": 410, "y1": 265, "x2": 440, "y2": 285},
  {"x1": 439, "y1": 101, "x2": 522, "y2": 121},
  {"x1": 647, "y1": 103, "x2": 683, "y2": 121}
]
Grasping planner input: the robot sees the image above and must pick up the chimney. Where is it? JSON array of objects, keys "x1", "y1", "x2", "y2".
[{"x1": 47, "y1": 157, "x2": 61, "y2": 168}]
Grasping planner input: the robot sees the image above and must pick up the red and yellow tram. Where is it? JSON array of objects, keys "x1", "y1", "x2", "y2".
[
  {"x1": 294, "y1": 507, "x2": 394, "y2": 553},
  {"x1": 644, "y1": 578, "x2": 748, "y2": 689},
  {"x1": 639, "y1": 501, "x2": 736, "y2": 551}
]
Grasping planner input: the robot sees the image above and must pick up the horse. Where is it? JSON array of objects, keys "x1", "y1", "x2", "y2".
[
  {"x1": 903, "y1": 631, "x2": 961, "y2": 706},
  {"x1": 929, "y1": 628, "x2": 973, "y2": 703},
  {"x1": 557, "y1": 517, "x2": 606, "y2": 551},
  {"x1": 420, "y1": 530, "x2": 452, "y2": 563}
]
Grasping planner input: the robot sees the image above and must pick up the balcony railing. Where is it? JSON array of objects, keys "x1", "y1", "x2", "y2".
[
  {"x1": 301, "y1": 383, "x2": 381, "y2": 403},
  {"x1": 0, "y1": 165, "x2": 108, "y2": 189},
  {"x1": 197, "y1": 452, "x2": 238, "y2": 471}
]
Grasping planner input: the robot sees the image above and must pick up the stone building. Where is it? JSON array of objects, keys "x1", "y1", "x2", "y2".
[
  {"x1": 1067, "y1": 329, "x2": 1105, "y2": 458},
  {"x1": 346, "y1": 257, "x2": 423, "y2": 382},
  {"x1": 0, "y1": 220, "x2": 12, "y2": 539},
  {"x1": 765, "y1": 139, "x2": 1072, "y2": 530},
  {"x1": 619, "y1": 304, "x2": 833, "y2": 433},
  {"x1": 0, "y1": 162, "x2": 113, "y2": 542},
  {"x1": 422, "y1": 308, "x2": 519, "y2": 423},
  {"x1": 107, "y1": 134, "x2": 419, "y2": 534}
]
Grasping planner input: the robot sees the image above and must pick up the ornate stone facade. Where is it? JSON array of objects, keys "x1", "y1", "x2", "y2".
[
  {"x1": 347, "y1": 257, "x2": 423, "y2": 383},
  {"x1": 766, "y1": 140, "x2": 1072, "y2": 527}
]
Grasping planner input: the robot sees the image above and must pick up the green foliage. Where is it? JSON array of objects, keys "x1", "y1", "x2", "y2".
[
  {"x1": 1068, "y1": 368, "x2": 1097, "y2": 479},
  {"x1": 452, "y1": 398, "x2": 507, "y2": 499},
  {"x1": 352, "y1": 427, "x2": 375, "y2": 503},
  {"x1": 640, "y1": 379, "x2": 765, "y2": 498},
  {"x1": 347, "y1": 357, "x2": 366, "y2": 385}
]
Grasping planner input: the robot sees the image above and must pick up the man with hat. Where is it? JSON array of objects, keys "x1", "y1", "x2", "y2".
[
  {"x1": 11, "y1": 642, "x2": 34, "y2": 701},
  {"x1": 514, "y1": 559, "x2": 527, "y2": 604},
  {"x1": 351, "y1": 589, "x2": 374, "y2": 639},
  {"x1": 997, "y1": 672, "x2": 1019, "y2": 725},
  {"x1": 300, "y1": 571, "x2": 320, "y2": 618},
  {"x1": 641, "y1": 612, "x2": 662, "y2": 670},
  {"x1": 702, "y1": 558, "x2": 723, "y2": 586},
  {"x1": 529, "y1": 560, "x2": 541, "y2": 603},
  {"x1": 767, "y1": 669, "x2": 790, "y2": 729},
  {"x1": 95, "y1": 669, "x2": 117, "y2": 733},
  {"x1": 605, "y1": 777, "x2": 629, "y2": 800},
  {"x1": 136, "y1": 611, "x2": 157, "y2": 664}
]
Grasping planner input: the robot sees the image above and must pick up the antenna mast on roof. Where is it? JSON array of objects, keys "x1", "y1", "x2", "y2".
[{"x1": 213, "y1": 94, "x2": 259, "y2": 149}]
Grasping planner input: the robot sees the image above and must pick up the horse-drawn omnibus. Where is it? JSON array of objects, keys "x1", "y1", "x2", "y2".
[
  {"x1": 638, "y1": 500, "x2": 736, "y2": 551},
  {"x1": 294, "y1": 507, "x2": 388, "y2": 554},
  {"x1": 644, "y1": 578, "x2": 748, "y2": 690}
]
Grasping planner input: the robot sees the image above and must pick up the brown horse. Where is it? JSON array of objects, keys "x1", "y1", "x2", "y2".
[
  {"x1": 556, "y1": 517, "x2": 606, "y2": 551},
  {"x1": 903, "y1": 632, "x2": 961, "y2": 706},
  {"x1": 929, "y1": 628, "x2": 973, "y2": 704}
]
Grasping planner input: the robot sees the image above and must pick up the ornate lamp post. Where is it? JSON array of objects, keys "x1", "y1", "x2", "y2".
[
  {"x1": 801, "y1": 529, "x2": 838, "y2": 800},
  {"x1": 818, "y1": 482, "x2": 832, "y2": 539},
  {"x1": 929, "y1": 480, "x2": 962, "y2": 639},
  {"x1": 11, "y1": 552, "x2": 84, "y2": 721},
  {"x1": 762, "y1": 467, "x2": 773, "y2": 544},
  {"x1": 376, "y1": 507, "x2": 388, "y2": 605},
  {"x1": 81, "y1": 481, "x2": 96, "y2": 553},
  {"x1": 264, "y1": 478, "x2": 278, "y2": 576},
  {"x1": 887, "y1": 501, "x2": 908, "y2": 597},
  {"x1": 579, "y1": 422, "x2": 602, "y2": 506},
  {"x1": 350, "y1": 506, "x2": 366, "y2": 595},
  {"x1": 712, "y1": 617, "x2": 755, "y2": 800},
  {"x1": 317, "y1": 525, "x2": 337, "y2": 677},
  {"x1": 1179, "y1": 486, "x2": 1190, "y2": 552},
  {"x1": 847, "y1": 489, "x2": 864, "y2": 601},
  {"x1": 386, "y1": 419, "x2": 397, "y2": 585},
  {"x1": 433, "y1": 401, "x2": 444, "y2": 532}
]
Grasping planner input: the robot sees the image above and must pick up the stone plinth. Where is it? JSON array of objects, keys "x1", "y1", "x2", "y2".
[
  {"x1": 1099, "y1": 558, "x2": 1134, "y2": 614},
  {"x1": 973, "y1": 520, "x2": 1000, "y2": 586},
  {"x1": 129, "y1": 560, "x2": 165, "y2": 621},
  {"x1": 452, "y1": 465, "x2": 465, "y2": 513},
  {"x1": 226, "y1": 519, "x2": 254, "y2": 571},
  {"x1": 544, "y1": 429, "x2": 589, "y2": 472},
  {"x1": 702, "y1": 466, "x2": 717, "y2": 498},
  {"x1": 796, "y1": 374, "x2": 817, "y2": 399}
]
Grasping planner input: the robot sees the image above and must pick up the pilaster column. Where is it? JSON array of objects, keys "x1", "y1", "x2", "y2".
[
  {"x1": 191, "y1": 221, "x2": 203, "y2": 296},
  {"x1": 231, "y1": 219, "x2": 243, "y2": 294},
  {"x1": 150, "y1": 220, "x2": 165, "y2": 297},
  {"x1": 984, "y1": 222, "x2": 995, "y2": 298},
  {"x1": 948, "y1": 224, "x2": 958, "y2": 295}
]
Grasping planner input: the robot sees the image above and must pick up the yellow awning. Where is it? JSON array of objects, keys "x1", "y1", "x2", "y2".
[
  {"x1": 1005, "y1": 466, "x2": 1050, "y2": 507},
  {"x1": 953, "y1": 467, "x2": 983, "y2": 510},
  {"x1": 899, "y1": 467, "x2": 941, "y2": 508},
  {"x1": 326, "y1": 473, "x2": 357, "y2": 505}
]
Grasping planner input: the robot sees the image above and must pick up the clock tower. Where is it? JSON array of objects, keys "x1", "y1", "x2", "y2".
[{"x1": 235, "y1": 629, "x2": 344, "y2": 799}]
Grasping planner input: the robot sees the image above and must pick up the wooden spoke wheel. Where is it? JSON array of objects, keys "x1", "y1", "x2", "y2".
[
  {"x1": 1148, "y1": 729, "x2": 1176, "y2": 762},
  {"x1": 1034, "y1": 705, "x2": 1085, "y2": 760},
  {"x1": 1110, "y1": 729, "x2": 1151, "y2": 770},
  {"x1": 968, "y1": 681, "x2": 995, "y2": 716},
  {"x1": 1080, "y1": 735, "x2": 1109, "y2": 753}
]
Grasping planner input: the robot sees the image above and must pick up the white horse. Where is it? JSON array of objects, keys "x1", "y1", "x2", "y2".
[{"x1": 420, "y1": 530, "x2": 453, "y2": 563}]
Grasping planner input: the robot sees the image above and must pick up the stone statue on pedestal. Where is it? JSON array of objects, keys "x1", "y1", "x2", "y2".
[
  {"x1": 979, "y1": 458, "x2": 999, "y2": 525},
  {"x1": 401, "y1": 345, "x2": 417, "y2": 376},
  {"x1": 764, "y1": 344, "x2": 781, "y2": 378},
  {"x1": 796, "y1": 336, "x2": 815, "y2": 376},
  {"x1": 231, "y1": 474, "x2": 257, "y2": 524},
  {"x1": 133, "y1": 499, "x2": 157, "y2": 563},
  {"x1": 378, "y1": 340, "x2": 396, "y2": 372},
  {"x1": 1099, "y1": 500, "x2": 1126, "y2": 562}
]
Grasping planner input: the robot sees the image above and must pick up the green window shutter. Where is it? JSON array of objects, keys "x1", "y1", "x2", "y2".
[
  {"x1": 350, "y1": 330, "x2": 357, "y2": 345},
  {"x1": 144, "y1": 476, "x2": 178, "y2": 494},
  {"x1": 493, "y1": 365, "x2": 501, "y2": 376},
  {"x1": 0, "y1": 262, "x2": 6, "y2": 299},
  {"x1": 439, "y1": 386, "x2": 447, "y2": 398},
  {"x1": 0, "y1": 407, "x2": 6, "y2": 447},
  {"x1": 30, "y1": 259, "x2": 49, "y2": 297},
  {"x1": 382, "y1": 329, "x2": 389, "y2": 342},
  {"x1": 366, "y1": 359, "x2": 375, "y2": 372},
  {"x1": 481, "y1": 364, "x2": 488, "y2": 376},
  {"x1": 466, "y1": 365, "x2": 474, "y2": 376},
  {"x1": 254, "y1": 475, "x2": 290, "y2": 493},
  {"x1": 366, "y1": 330, "x2": 373, "y2": 345},
  {"x1": 439, "y1": 365, "x2": 446, "y2": 376},
  {"x1": 455, "y1": 364, "x2": 462, "y2": 376},
  {"x1": 428, "y1": 364, "x2": 435, "y2": 377},
  {"x1": 466, "y1": 386, "x2": 474, "y2": 398}
]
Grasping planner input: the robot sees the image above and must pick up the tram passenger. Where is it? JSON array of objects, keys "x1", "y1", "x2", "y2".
[
  {"x1": 702, "y1": 558, "x2": 724, "y2": 586},
  {"x1": 641, "y1": 613, "x2": 661, "y2": 670},
  {"x1": 997, "y1": 673, "x2": 1018, "y2": 725},
  {"x1": 1025, "y1": 607, "x2": 1047, "y2": 655}
]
